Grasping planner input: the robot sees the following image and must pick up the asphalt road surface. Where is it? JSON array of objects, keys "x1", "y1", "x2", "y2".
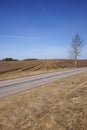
[{"x1": 0, "y1": 68, "x2": 87, "y2": 98}]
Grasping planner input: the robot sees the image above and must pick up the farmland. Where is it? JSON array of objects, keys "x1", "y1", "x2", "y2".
[{"x1": 0, "y1": 59, "x2": 87, "y2": 81}]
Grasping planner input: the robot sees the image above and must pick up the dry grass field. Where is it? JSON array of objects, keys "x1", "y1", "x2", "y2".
[
  {"x1": 0, "y1": 72, "x2": 87, "y2": 130},
  {"x1": 0, "y1": 59, "x2": 87, "y2": 81}
]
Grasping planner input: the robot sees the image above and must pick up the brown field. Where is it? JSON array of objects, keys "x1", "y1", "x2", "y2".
[
  {"x1": 0, "y1": 59, "x2": 87, "y2": 81},
  {"x1": 0, "y1": 72, "x2": 87, "y2": 130}
]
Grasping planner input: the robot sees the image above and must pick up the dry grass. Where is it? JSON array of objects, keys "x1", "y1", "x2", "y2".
[
  {"x1": 0, "y1": 67, "x2": 68, "y2": 81},
  {"x1": 0, "y1": 72, "x2": 87, "y2": 130},
  {"x1": 0, "y1": 59, "x2": 87, "y2": 81}
]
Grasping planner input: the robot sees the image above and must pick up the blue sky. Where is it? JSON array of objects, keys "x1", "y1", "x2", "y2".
[{"x1": 0, "y1": 0, "x2": 87, "y2": 59}]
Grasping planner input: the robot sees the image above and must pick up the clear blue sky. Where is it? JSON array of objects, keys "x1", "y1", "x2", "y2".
[{"x1": 0, "y1": 0, "x2": 87, "y2": 59}]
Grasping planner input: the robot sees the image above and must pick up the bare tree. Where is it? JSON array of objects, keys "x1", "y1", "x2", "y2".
[{"x1": 69, "y1": 33, "x2": 84, "y2": 68}]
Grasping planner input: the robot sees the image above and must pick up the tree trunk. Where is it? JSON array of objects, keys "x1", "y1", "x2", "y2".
[{"x1": 75, "y1": 59, "x2": 77, "y2": 68}]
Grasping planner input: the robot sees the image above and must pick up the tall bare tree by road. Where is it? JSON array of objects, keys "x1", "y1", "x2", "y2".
[{"x1": 69, "y1": 33, "x2": 84, "y2": 68}]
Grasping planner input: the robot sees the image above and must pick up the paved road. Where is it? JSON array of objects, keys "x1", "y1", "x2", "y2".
[{"x1": 0, "y1": 68, "x2": 87, "y2": 98}]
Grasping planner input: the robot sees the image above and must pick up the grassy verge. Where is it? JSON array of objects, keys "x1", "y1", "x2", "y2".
[
  {"x1": 0, "y1": 72, "x2": 87, "y2": 130},
  {"x1": 0, "y1": 68, "x2": 69, "y2": 81}
]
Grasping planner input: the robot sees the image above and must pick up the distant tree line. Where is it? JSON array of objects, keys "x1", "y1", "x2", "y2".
[
  {"x1": 2, "y1": 58, "x2": 18, "y2": 61},
  {"x1": 1, "y1": 58, "x2": 38, "y2": 61},
  {"x1": 23, "y1": 58, "x2": 38, "y2": 61}
]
